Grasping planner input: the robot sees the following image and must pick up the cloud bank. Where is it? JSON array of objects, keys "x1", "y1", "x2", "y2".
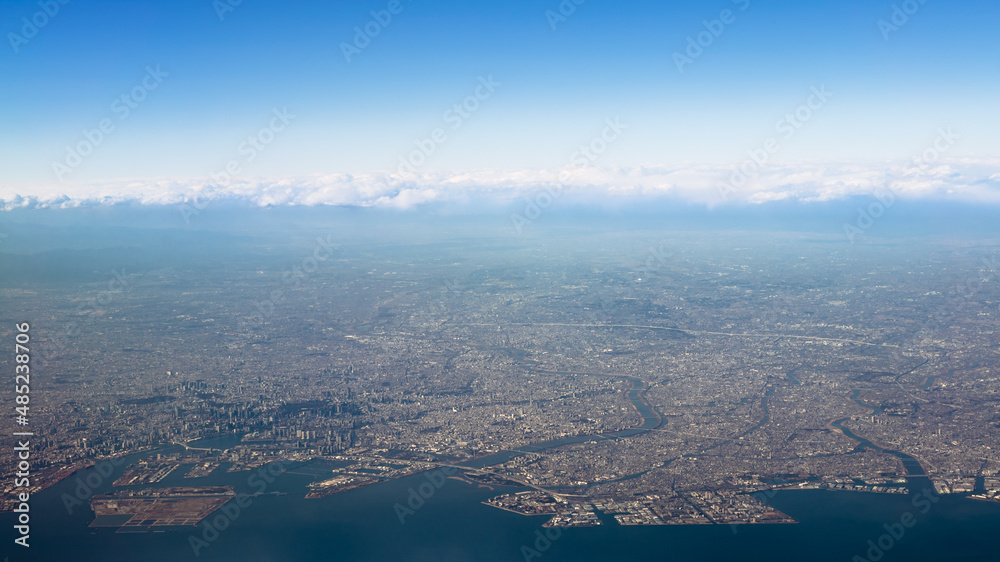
[{"x1": 3, "y1": 159, "x2": 1000, "y2": 211}]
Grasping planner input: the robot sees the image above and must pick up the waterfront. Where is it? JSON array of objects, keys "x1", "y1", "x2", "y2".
[
  {"x1": 6, "y1": 373, "x2": 996, "y2": 561},
  {"x1": 4, "y1": 450, "x2": 1000, "y2": 562}
]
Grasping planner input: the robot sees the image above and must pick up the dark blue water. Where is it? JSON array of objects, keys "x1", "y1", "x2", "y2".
[
  {"x1": 4, "y1": 454, "x2": 1000, "y2": 561},
  {"x1": 6, "y1": 384, "x2": 997, "y2": 560},
  {"x1": 833, "y1": 389, "x2": 929, "y2": 483}
]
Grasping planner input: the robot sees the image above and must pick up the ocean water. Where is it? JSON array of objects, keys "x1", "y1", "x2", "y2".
[{"x1": 4, "y1": 446, "x2": 1000, "y2": 562}]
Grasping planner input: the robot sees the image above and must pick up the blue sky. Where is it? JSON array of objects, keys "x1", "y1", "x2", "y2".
[{"x1": 2, "y1": 0, "x2": 999, "y2": 206}]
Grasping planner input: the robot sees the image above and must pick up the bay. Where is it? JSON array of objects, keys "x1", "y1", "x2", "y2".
[{"x1": 4, "y1": 449, "x2": 1000, "y2": 561}]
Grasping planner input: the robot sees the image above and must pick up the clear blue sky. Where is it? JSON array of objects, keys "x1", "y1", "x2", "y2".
[{"x1": 2, "y1": 0, "x2": 999, "y2": 185}]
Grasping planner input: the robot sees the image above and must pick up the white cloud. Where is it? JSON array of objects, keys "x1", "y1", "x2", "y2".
[{"x1": 2, "y1": 159, "x2": 1000, "y2": 211}]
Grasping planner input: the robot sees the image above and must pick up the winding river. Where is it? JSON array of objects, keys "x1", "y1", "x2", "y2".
[
  {"x1": 459, "y1": 350, "x2": 664, "y2": 470},
  {"x1": 830, "y1": 388, "x2": 929, "y2": 487}
]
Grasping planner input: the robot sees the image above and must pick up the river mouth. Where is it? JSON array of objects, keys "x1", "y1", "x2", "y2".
[{"x1": 829, "y1": 388, "x2": 929, "y2": 491}]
